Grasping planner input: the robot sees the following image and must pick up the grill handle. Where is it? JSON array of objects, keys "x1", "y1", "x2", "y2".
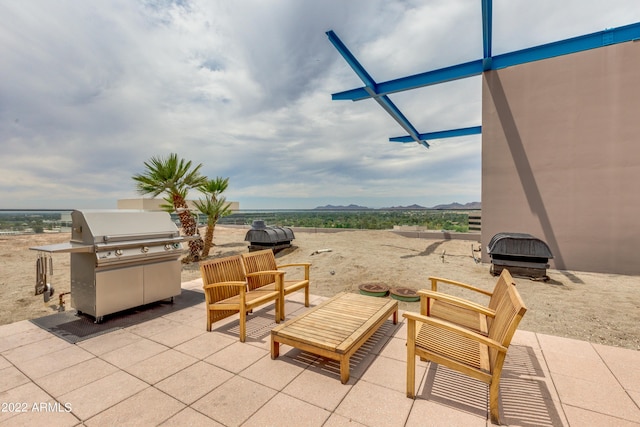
[{"x1": 102, "y1": 231, "x2": 179, "y2": 243}]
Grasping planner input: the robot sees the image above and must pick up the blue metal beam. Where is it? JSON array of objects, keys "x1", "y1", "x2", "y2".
[
  {"x1": 327, "y1": 11, "x2": 640, "y2": 151},
  {"x1": 492, "y1": 22, "x2": 640, "y2": 69},
  {"x1": 331, "y1": 22, "x2": 640, "y2": 101},
  {"x1": 482, "y1": 0, "x2": 493, "y2": 70},
  {"x1": 390, "y1": 126, "x2": 482, "y2": 143},
  {"x1": 326, "y1": 30, "x2": 428, "y2": 147},
  {"x1": 325, "y1": 30, "x2": 377, "y2": 91},
  {"x1": 331, "y1": 60, "x2": 484, "y2": 101}
]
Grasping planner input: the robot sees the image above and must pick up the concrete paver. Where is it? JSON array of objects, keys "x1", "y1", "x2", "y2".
[{"x1": 1, "y1": 283, "x2": 639, "y2": 426}]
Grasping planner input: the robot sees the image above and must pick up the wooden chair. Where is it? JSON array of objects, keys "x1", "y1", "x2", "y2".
[
  {"x1": 421, "y1": 273, "x2": 512, "y2": 335},
  {"x1": 241, "y1": 249, "x2": 310, "y2": 321},
  {"x1": 200, "y1": 255, "x2": 282, "y2": 342},
  {"x1": 404, "y1": 269, "x2": 526, "y2": 425}
]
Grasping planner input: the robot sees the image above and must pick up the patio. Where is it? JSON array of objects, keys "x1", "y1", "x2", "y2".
[{"x1": 1, "y1": 279, "x2": 639, "y2": 426}]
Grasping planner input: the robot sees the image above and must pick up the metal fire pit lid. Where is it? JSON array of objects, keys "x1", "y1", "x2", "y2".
[{"x1": 487, "y1": 232, "x2": 553, "y2": 259}]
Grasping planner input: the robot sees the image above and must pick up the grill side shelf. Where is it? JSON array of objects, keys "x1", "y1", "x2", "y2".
[{"x1": 29, "y1": 243, "x2": 94, "y2": 254}]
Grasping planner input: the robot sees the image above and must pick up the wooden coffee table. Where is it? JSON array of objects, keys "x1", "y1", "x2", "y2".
[{"x1": 271, "y1": 292, "x2": 398, "y2": 383}]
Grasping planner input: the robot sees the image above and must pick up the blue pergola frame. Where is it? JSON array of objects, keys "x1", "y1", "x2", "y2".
[{"x1": 327, "y1": 0, "x2": 640, "y2": 149}]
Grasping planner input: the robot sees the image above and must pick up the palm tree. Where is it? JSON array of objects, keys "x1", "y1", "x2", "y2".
[
  {"x1": 193, "y1": 177, "x2": 232, "y2": 258},
  {"x1": 132, "y1": 153, "x2": 206, "y2": 262}
]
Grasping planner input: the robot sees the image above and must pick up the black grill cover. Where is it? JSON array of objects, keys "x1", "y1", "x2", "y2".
[
  {"x1": 487, "y1": 232, "x2": 553, "y2": 259},
  {"x1": 244, "y1": 220, "x2": 294, "y2": 251},
  {"x1": 487, "y1": 232, "x2": 553, "y2": 279}
]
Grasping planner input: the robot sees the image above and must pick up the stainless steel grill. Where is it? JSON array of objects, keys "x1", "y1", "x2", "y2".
[{"x1": 31, "y1": 209, "x2": 187, "y2": 322}]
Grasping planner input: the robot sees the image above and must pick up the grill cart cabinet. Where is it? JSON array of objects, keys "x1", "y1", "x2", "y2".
[
  {"x1": 71, "y1": 254, "x2": 181, "y2": 320},
  {"x1": 30, "y1": 210, "x2": 186, "y2": 322}
]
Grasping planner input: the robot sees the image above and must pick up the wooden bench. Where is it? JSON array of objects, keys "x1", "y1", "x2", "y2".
[
  {"x1": 271, "y1": 292, "x2": 398, "y2": 384},
  {"x1": 200, "y1": 255, "x2": 282, "y2": 342},
  {"x1": 241, "y1": 249, "x2": 310, "y2": 321},
  {"x1": 404, "y1": 269, "x2": 526, "y2": 425}
]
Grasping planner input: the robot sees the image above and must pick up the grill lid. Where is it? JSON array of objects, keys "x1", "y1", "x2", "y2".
[
  {"x1": 30, "y1": 209, "x2": 187, "y2": 255},
  {"x1": 71, "y1": 209, "x2": 179, "y2": 244}
]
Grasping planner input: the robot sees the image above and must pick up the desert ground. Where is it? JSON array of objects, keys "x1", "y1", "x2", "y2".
[{"x1": 2, "y1": 226, "x2": 639, "y2": 351}]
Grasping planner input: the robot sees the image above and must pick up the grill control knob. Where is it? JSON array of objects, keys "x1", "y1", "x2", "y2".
[
  {"x1": 141, "y1": 246, "x2": 149, "y2": 253},
  {"x1": 164, "y1": 244, "x2": 171, "y2": 250},
  {"x1": 115, "y1": 249, "x2": 123, "y2": 257},
  {"x1": 173, "y1": 243, "x2": 181, "y2": 249}
]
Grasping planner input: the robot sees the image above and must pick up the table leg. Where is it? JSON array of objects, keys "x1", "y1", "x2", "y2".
[
  {"x1": 271, "y1": 337, "x2": 280, "y2": 359},
  {"x1": 340, "y1": 357, "x2": 350, "y2": 384}
]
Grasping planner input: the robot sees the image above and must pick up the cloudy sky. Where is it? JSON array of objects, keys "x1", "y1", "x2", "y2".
[{"x1": 2, "y1": 1, "x2": 639, "y2": 210}]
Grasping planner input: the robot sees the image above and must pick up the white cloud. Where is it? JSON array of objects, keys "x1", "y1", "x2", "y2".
[{"x1": 1, "y1": 0, "x2": 639, "y2": 209}]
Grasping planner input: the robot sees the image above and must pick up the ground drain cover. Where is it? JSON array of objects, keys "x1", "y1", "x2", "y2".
[
  {"x1": 358, "y1": 283, "x2": 389, "y2": 297},
  {"x1": 389, "y1": 287, "x2": 420, "y2": 302}
]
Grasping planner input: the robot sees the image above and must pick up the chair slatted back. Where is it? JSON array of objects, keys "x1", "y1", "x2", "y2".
[
  {"x1": 486, "y1": 271, "x2": 511, "y2": 331},
  {"x1": 241, "y1": 250, "x2": 278, "y2": 291},
  {"x1": 200, "y1": 255, "x2": 246, "y2": 303},
  {"x1": 487, "y1": 270, "x2": 527, "y2": 369}
]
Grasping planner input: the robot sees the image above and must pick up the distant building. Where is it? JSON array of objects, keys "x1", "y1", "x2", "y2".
[{"x1": 117, "y1": 198, "x2": 239, "y2": 213}]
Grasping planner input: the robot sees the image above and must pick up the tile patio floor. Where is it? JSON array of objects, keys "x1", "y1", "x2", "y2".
[{"x1": 1, "y1": 279, "x2": 639, "y2": 426}]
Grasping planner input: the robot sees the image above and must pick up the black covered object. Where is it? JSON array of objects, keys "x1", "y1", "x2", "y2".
[
  {"x1": 244, "y1": 220, "x2": 295, "y2": 252},
  {"x1": 487, "y1": 232, "x2": 553, "y2": 279}
]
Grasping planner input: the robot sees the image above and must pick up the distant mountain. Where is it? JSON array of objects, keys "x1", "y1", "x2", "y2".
[
  {"x1": 430, "y1": 202, "x2": 481, "y2": 210},
  {"x1": 313, "y1": 204, "x2": 371, "y2": 210},
  {"x1": 384, "y1": 204, "x2": 427, "y2": 210},
  {"x1": 314, "y1": 202, "x2": 480, "y2": 210}
]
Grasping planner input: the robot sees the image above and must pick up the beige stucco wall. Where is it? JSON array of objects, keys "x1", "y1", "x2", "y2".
[{"x1": 481, "y1": 40, "x2": 640, "y2": 275}]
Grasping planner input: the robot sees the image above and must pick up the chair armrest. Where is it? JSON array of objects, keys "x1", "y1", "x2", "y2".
[
  {"x1": 403, "y1": 311, "x2": 507, "y2": 352},
  {"x1": 428, "y1": 276, "x2": 493, "y2": 296},
  {"x1": 245, "y1": 271, "x2": 284, "y2": 291},
  {"x1": 418, "y1": 289, "x2": 496, "y2": 318},
  {"x1": 203, "y1": 281, "x2": 248, "y2": 304},
  {"x1": 245, "y1": 270, "x2": 284, "y2": 278},
  {"x1": 203, "y1": 281, "x2": 246, "y2": 290},
  {"x1": 277, "y1": 262, "x2": 311, "y2": 268},
  {"x1": 276, "y1": 263, "x2": 310, "y2": 280}
]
